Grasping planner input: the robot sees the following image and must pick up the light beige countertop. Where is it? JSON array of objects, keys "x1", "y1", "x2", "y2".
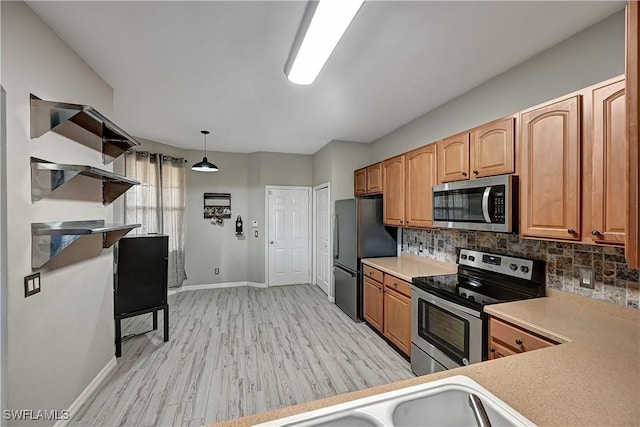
[
  {"x1": 214, "y1": 289, "x2": 640, "y2": 427},
  {"x1": 360, "y1": 253, "x2": 457, "y2": 281}
]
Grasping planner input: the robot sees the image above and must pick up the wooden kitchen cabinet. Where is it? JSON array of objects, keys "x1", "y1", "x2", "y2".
[
  {"x1": 520, "y1": 96, "x2": 582, "y2": 241},
  {"x1": 471, "y1": 117, "x2": 515, "y2": 178},
  {"x1": 354, "y1": 163, "x2": 383, "y2": 197},
  {"x1": 405, "y1": 144, "x2": 438, "y2": 228},
  {"x1": 437, "y1": 132, "x2": 470, "y2": 183},
  {"x1": 590, "y1": 78, "x2": 626, "y2": 245},
  {"x1": 627, "y1": 1, "x2": 640, "y2": 269},
  {"x1": 382, "y1": 155, "x2": 405, "y2": 226},
  {"x1": 488, "y1": 317, "x2": 556, "y2": 360},
  {"x1": 367, "y1": 163, "x2": 383, "y2": 193},
  {"x1": 354, "y1": 167, "x2": 367, "y2": 196},
  {"x1": 363, "y1": 276, "x2": 384, "y2": 333},
  {"x1": 384, "y1": 286, "x2": 411, "y2": 356},
  {"x1": 362, "y1": 264, "x2": 412, "y2": 357},
  {"x1": 437, "y1": 117, "x2": 515, "y2": 183}
]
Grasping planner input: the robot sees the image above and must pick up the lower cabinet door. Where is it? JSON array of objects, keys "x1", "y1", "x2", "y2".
[
  {"x1": 383, "y1": 287, "x2": 411, "y2": 356},
  {"x1": 363, "y1": 277, "x2": 384, "y2": 333}
]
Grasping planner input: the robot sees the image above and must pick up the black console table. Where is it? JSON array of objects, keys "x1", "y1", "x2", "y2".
[{"x1": 114, "y1": 234, "x2": 169, "y2": 357}]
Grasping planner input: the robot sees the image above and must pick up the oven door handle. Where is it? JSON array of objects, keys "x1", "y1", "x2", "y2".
[
  {"x1": 412, "y1": 286, "x2": 482, "y2": 319},
  {"x1": 482, "y1": 187, "x2": 492, "y2": 223}
]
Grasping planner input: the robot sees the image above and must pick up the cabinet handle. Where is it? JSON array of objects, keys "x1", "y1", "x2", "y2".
[
  {"x1": 515, "y1": 338, "x2": 523, "y2": 346},
  {"x1": 567, "y1": 229, "x2": 576, "y2": 235},
  {"x1": 461, "y1": 171, "x2": 468, "y2": 177},
  {"x1": 400, "y1": 220, "x2": 404, "y2": 224},
  {"x1": 473, "y1": 170, "x2": 479, "y2": 175},
  {"x1": 591, "y1": 230, "x2": 601, "y2": 236},
  {"x1": 489, "y1": 347, "x2": 495, "y2": 353}
]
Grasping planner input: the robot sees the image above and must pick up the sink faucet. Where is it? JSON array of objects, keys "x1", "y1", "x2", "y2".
[{"x1": 468, "y1": 394, "x2": 492, "y2": 427}]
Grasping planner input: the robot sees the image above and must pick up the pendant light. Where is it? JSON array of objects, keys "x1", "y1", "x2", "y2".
[{"x1": 192, "y1": 130, "x2": 219, "y2": 172}]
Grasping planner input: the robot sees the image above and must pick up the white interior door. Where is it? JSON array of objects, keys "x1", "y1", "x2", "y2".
[
  {"x1": 314, "y1": 185, "x2": 330, "y2": 295},
  {"x1": 268, "y1": 187, "x2": 311, "y2": 286}
]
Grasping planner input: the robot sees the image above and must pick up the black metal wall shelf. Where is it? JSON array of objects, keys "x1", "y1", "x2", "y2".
[
  {"x1": 30, "y1": 94, "x2": 140, "y2": 164},
  {"x1": 31, "y1": 220, "x2": 141, "y2": 269},
  {"x1": 31, "y1": 157, "x2": 140, "y2": 205}
]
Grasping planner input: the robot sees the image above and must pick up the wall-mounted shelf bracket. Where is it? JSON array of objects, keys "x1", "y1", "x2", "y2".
[
  {"x1": 31, "y1": 220, "x2": 141, "y2": 269},
  {"x1": 30, "y1": 157, "x2": 140, "y2": 205},
  {"x1": 30, "y1": 94, "x2": 140, "y2": 164}
]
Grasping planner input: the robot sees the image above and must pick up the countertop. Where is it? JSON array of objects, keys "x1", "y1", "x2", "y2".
[
  {"x1": 360, "y1": 253, "x2": 457, "y2": 281},
  {"x1": 214, "y1": 289, "x2": 640, "y2": 427}
]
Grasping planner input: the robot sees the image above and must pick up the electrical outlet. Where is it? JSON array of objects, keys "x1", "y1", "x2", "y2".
[
  {"x1": 215, "y1": 268, "x2": 220, "y2": 275},
  {"x1": 578, "y1": 267, "x2": 595, "y2": 289},
  {"x1": 24, "y1": 272, "x2": 41, "y2": 297}
]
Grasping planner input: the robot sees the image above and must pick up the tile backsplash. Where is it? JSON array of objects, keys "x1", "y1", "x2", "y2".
[{"x1": 402, "y1": 228, "x2": 640, "y2": 310}]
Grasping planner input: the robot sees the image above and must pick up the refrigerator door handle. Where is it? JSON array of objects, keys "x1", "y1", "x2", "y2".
[
  {"x1": 333, "y1": 214, "x2": 339, "y2": 259},
  {"x1": 334, "y1": 263, "x2": 357, "y2": 277}
]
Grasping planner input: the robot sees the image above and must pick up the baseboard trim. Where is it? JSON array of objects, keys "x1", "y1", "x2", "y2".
[
  {"x1": 168, "y1": 281, "x2": 267, "y2": 295},
  {"x1": 54, "y1": 356, "x2": 117, "y2": 427},
  {"x1": 328, "y1": 296, "x2": 335, "y2": 303}
]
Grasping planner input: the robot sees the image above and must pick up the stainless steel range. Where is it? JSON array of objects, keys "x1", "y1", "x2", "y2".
[{"x1": 410, "y1": 248, "x2": 545, "y2": 376}]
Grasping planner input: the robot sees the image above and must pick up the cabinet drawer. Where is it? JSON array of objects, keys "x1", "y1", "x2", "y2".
[
  {"x1": 489, "y1": 317, "x2": 556, "y2": 354},
  {"x1": 363, "y1": 265, "x2": 383, "y2": 283},
  {"x1": 383, "y1": 274, "x2": 411, "y2": 297}
]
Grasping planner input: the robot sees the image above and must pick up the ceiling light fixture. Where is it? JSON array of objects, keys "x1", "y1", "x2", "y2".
[
  {"x1": 191, "y1": 130, "x2": 219, "y2": 172},
  {"x1": 285, "y1": 0, "x2": 365, "y2": 85}
]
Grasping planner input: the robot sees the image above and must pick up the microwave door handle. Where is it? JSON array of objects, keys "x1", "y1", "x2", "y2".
[{"x1": 482, "y1": 187, "x2": 492, "y2": 222}]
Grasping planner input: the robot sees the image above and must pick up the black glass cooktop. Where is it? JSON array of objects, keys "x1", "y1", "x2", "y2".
[{"x1": 411, "y1": 273, "x2": 537, "y2": 311}]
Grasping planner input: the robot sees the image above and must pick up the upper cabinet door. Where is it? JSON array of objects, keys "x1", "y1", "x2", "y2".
[
  {"x1": 437, "y1": 132, "x2": 470, "y2": 183},
  {"x1": 626, "y1": 1, "x2": 639, "y2": 268},
  {"x1": 405, "y1": 145, "x2": 437, "y2": 228},
  {"x1": 591, "y1": 79, "x2": 626, "y2": 245},
  {"x1": 366, "y1": 163, "x2": 383, "y2": 194},
  {"x1": 520, "y1": 96, "x2": 582, "y2": 240},
  {"x1": 354, "y1": 167, "x2": 367, "y2": 196},
  {"x1": 471, "y1": 117, "x2": 515, "y2": 178},
  {"x1": 383, "y1": 155, "x2": 405, "y2": 226}
]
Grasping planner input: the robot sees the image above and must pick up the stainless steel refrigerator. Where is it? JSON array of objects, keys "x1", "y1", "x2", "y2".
[{"x1": 333, "y1": 198, "x2": 397, "y2": 321}]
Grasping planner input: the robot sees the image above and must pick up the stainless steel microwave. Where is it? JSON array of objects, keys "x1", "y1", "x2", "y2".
[{"x1": 432, "y1": 175, "x2": 517, "y2": 233}]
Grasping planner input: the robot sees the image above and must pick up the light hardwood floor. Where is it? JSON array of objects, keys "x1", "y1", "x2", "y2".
[{"x1": 71, "y1": 284, "x2": 414, "y2": 426}]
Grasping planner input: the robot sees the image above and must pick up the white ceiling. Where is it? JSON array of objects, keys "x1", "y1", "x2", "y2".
[{"x1": 27, "y1": 1, "x2": 625, "y2": 155}]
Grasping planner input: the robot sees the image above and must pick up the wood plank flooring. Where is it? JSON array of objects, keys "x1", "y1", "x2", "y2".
[{"x1": 71, "y1": 284, "x2": 414, "y2": 426}]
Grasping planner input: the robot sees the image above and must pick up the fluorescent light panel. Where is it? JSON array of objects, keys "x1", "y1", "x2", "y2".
[{"x1": 286, "y1": 0, "x2": 364, "y2": 85}]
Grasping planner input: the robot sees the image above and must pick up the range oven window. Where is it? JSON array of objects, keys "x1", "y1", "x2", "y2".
[{"x1": 418, "y1": 298, "x2": 469, "y2": 365}]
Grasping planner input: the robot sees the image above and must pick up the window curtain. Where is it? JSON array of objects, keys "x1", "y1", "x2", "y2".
[{"x1": 124, "y1": 150, "x2": 187, "y2": 288}]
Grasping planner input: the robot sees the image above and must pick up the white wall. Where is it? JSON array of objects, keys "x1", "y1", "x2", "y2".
[
  {"x1": 247, "y1": 152, "x2": 313, "y2": 284},
  {"x1": 1, "y1": 84, "x2": 8, "y2": 427},
  {"x1": 184, "y1": 150, "x2": 250, "y2": 285},
  {"x1": 370, "y1": 9, "x2": 626, "y2": 162},
  {"x1": 1, "y1": 2, "x2": 115, "y2": 425}
]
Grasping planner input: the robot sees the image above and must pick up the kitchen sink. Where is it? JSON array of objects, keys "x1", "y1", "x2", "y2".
[{"x1": 254, "y1": 376, "x2": 535, "y2": 427}]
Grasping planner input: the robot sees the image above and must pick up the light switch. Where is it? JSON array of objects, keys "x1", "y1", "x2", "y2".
[{"x1": 24, "y1": 272, "x2": 41, "y2": 297}]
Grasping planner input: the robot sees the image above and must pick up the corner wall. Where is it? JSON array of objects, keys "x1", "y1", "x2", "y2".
[{"x1": 2, "y1": 2, "x2": 116, "y2": 424}]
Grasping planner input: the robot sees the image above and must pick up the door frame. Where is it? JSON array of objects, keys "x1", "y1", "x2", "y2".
[
  {"x1": 312, "y1": 182, "x2": 333, "y2": 301},
  {"x1": 264, "y1": 185, "x2": 312, "y2": 287}
]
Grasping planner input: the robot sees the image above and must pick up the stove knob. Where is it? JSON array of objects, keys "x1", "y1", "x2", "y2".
[
  {"x1": 468, "y1": 295, "x2": 475, "y2": 302},
  {"x1": 509, "y1": 263, "x2": 518, "y2": 271},
  {"x1": 520, "y1": 265, "x2": 530, "y2": 273},
  {"x1": 460, "y1": 292, "x2": 467, "y2": 298},
  {"x1": 468, "y1": 256, "x2": 475, "y2": 262},
  {"x1": 461, "y1": 254, "x2": 468, "y2": 260}
]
